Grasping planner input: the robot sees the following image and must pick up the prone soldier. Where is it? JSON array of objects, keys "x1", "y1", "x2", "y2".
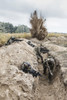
[
  {"x1": 5, "y1": 37, "x2": 23, "y2": 45},
  {"x1": 27, "y1": 41, "x2": 35, "y2": 47},
  {"x1": 21, "y1": 62, "x2": 41, "y2": 77}
]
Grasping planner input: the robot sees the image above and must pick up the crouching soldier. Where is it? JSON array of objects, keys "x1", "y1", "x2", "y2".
[
  {"x1": 43, "y1": 56, "x2": 55, "y2": 81},
  {"x1": 21, "y1": 62, "x2": 41, "y2": 77}
]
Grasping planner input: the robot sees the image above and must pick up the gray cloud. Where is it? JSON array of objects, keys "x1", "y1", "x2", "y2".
[
  {"x1": 0, "y1": 0, "x2": 67, "y2": 18},
  {"x1": 46, "y1": 18, "x2": 67, "y2": 33},
  {"x1": 0, "y1": 0, "x2": 67, "y2": 33}
]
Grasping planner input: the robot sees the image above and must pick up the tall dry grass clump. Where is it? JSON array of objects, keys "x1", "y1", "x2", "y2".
[
  {"x1": 0, "y1": 33, "x2": 31, "y2": 46},
  {"x1": 30, "y1": 10, "x2": 48, "y2": 40}
]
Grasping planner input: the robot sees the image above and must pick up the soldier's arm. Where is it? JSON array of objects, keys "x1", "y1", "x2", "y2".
[{"x1": 46, "y1": 61, "x2": 53, "y2": 76}]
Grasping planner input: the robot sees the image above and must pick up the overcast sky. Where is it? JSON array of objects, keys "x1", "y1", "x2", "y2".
[{"x1": 0, "y1": 0, "x2": 67, "y2": 33}]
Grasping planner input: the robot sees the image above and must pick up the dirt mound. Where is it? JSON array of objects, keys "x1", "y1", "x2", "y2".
[
  {"x1": 0, "y1": 37, "x2": 67, "y2": 100},
  {"x1": 0, "y1": 39, "x2": 38, "y2": 100}
]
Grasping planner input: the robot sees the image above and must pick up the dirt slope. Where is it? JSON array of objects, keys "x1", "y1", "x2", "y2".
[
  {"x1": 33, "y1": 63, "x2": 67, "y2": 100},
  {"x1": 0, "y1": 37, "x2": 67, "y2": 100},
  {"x1": 31, "y1": 36, "x2": 67, "y2": 100}
]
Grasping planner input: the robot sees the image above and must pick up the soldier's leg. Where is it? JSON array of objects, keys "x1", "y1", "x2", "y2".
[
  {"x1": 39, "y1": 54, "x2": 43, "y2": 63},
  {"x1": 43, "y1": 63, "x2": 47, "y2": 74},
  {"x1": 37, "y1": 55, "x2": 42, "y2": 63},
  {"x1": 48, "y1": 72, "x2": 53, "y2": 81}
]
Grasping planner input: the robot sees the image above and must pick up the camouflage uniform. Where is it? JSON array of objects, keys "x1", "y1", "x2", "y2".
[
  {"x1": 5, "y1": 37, "x2": 23, "y2": 45},
  {"x1": 40, "y1": 44, "x2": 49, "y2": 54},
  {"x1": 21, "y1": 62, "x2": 41, "y2": 77},
  {"x1": 27, "y1": 41, "x2": 35, "y2": 47},
  {"x1": 35, "y1": 47, "x2": 43, "y2": 63},
  {"x1": 35, "y1": 45, "x2": 49, "y2": 63},
  {"x1": 43, "y1": 56, "x2": 55, "y2": 81}
]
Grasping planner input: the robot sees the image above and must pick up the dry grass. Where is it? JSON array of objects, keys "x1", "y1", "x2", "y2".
[
  {"x1": 47, "y1": 33, "x2": 67, "y2": 47},
  {"x1": 0, "y1": 33, "x2": 31, "y2": 46},
  {"x1": 0, "y1": 32, "x2": 67, "y2": 46},
  {"x1": 47, "y1": 33, "x2": 66, "y2": 37}
]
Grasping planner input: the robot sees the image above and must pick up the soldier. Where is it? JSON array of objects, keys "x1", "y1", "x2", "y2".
[
  {"x1": 5, "y1": 36, "x2": 23, "y2": 45},
  {"x1": 35, "y1": 45, "x2": 49, "y2": 63},
  {"x1": 27, "y1": 41, "x2": 35, "y2": 47},
  {"x1": 21, "y1": 62, "x2": 31, "y2": 73},
  {"x1": 43, "y1": 56, "x2": 55, "y2": 81},
  {"x1": 40, "y1": 44, "x2": 49, "y2": 54},
  {"x1": 35, "y1": 46, "x2": 43, "y2": 63},
  {"x1": 21, "y1": 62, "x2": 41, "y2": 77}
]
